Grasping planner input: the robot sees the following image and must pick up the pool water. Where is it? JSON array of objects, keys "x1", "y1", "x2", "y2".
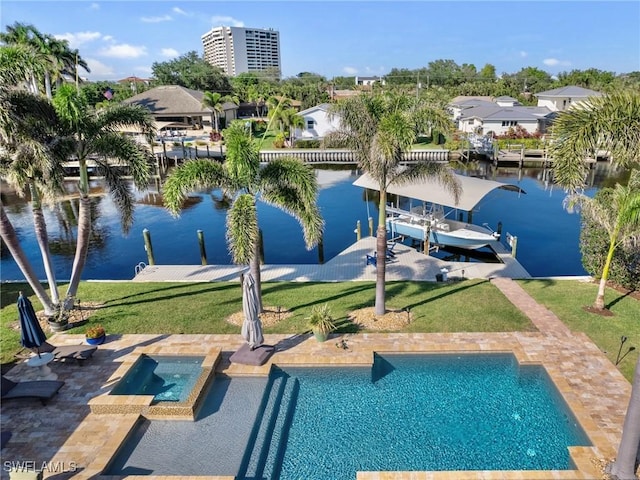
[
  {"x1": 271, "y1": 354, "x2": 590, "y2": 478},
  {"x1": 110, "y1": 355, "x2": 204, "y2": 403},
  {"x1": 105, "y1": 353, "x2": 590, "y2": 477}
]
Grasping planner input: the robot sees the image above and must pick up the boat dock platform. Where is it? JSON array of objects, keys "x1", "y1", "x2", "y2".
[{"x1": 132, "y1": 236, "x2": 531, "y2": 283}]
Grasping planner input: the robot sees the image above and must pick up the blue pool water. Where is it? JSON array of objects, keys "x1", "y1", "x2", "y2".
[
  {"x1": 110, "y1": 355, "x2": 204, "y2": 403},
  {"x1": 105, "y1": 353, "x2": 590, "y2": 478}
]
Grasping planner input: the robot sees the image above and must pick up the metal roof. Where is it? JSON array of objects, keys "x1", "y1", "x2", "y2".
[
  {"x1": 534, "y1": 86, "x2": 603, "y2": 98},
  {"x1": 353, "y1": 173, "x2": 525, "y2": 211}
]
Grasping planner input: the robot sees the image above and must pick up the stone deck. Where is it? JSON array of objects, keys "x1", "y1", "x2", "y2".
[{"x1": 1, "y1": 278, "x2": 633, "y2": 479}]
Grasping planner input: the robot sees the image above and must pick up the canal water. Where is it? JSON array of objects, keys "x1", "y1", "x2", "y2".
[{"x1": 0, "y1": 162, "x2": 619, "y2": 281}]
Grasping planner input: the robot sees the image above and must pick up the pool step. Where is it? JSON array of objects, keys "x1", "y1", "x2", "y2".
[{"x1": 238, "y1": 371, "x2": 299, "y2": 480}]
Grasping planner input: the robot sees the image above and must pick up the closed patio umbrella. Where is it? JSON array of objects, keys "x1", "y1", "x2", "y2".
[
  {"x1": 17, "y1": 292, "x2": 47, "y2": 355},
  {"x1": 240, "y1": 273, "x2": 263, "y2": 350}
]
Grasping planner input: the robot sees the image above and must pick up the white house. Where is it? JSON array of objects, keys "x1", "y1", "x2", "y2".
[
  {"x1": 534, "y1": 86, "x2": 603, "y2": 112},
  {"x1": 355, "y1": 76, "x2": 384, "y2": 87},
  {"x1": 294, "y1": 103, "x2": 342, "y2": 139},
  {"x1": 448, "y1": 96, "x2": 495, "y2": 122},
  {"x1": 458, "y1": 105, "x2": 554, "y2": 136}
]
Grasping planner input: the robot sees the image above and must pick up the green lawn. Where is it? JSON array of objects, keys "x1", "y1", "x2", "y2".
[
  {"x1": 518, "y1": 279, "x2": 640, "y2": 381},
  {"x1": 2, "y1": 279, "x2": 637, "y2": 381}
]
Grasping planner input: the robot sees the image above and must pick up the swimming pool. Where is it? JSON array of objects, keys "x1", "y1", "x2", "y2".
[
  {"x1": 109, "y1": 355, "x2": 204, "y2": 403},
  {"x1": 105, "y1": 353, "x2": 590, "y2": 477}
]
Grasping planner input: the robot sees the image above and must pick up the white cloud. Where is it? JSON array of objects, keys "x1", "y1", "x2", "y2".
[
  {"x1": 210, "y1": 15, "x2": 244, "y2": 27},
  {"x1": 134, "y1": 66, "x2": 153, "y2": 74},
  {"x1": 172, "y1": 7, "x2": 188, "y2": 15},
  {"x1": 103, "y1": 35, "x2": 113, "y2": 42},
  {"x1": 519, "y1": 51, "x2": 528, "y2": 58},
  {"x1": 161, "y1": 48, "x2": 179, "y2": 57},
  {"x1": 99, "y1": 44, "x2": 148, "y2": 59},
  {"x1": 55, "y1": 31, "x2": 102, "y2": 48},
  {"x1": 343, "y1": 66, "x2": 358, "y2": 75},
  {"x1": 543, "y1": 58, "x2": 571, "y2": 67},
  {"x1": 141, "y1": 15, "x2": 172, "y2": 23},
  {"x1": 85, "y1": 58, "x2": 114, "y2": 77},
  {"x1": 90, "y1": 3, "x2": 100, "y2": 10}
]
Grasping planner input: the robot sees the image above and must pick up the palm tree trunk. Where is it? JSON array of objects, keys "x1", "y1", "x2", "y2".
[
  {"x1": 250, "y1": 240, "x2": 263, "y2": 313},
  {"x1": 595, "y1": 230, "x2": 619, "y2": 310},
  {"x1": 374, "y1": 190, "x2": 388, "y2": 315},
  {"x1": 29, "y1": 183, "x2": 60, "y2": 305},
  {"x1": 609, "y1": 355, "x2": 640, "y2": 480},
  {"x1": 44, "y1": 73, "x2": 52, "y2": 100},
  {"x1": 0, "y1": 202, "x2": 56, "y2": 316},
  {"x1": 64, "y1": 194, "x2": 91, "y2": 309}
]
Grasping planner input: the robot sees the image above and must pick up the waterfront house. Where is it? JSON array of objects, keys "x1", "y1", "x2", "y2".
[
  {"x1": 294, "y1": 103, "x2": 342, "y2": 139},
  {"x1": 123, "y1": 85, "x2": 238, "y2": 131},
  {"x1": 534, "y1": 86, "x2": 603, "y2": 112},
  {"x1": 457, "y1": 105, "x2": 555, "y2": 136}
]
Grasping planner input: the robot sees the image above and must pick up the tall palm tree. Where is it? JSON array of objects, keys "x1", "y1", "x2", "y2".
[
  {"x1": 266, "y1": 96, "x2": 292, "y2": 132},
  {"x1": 163, "y1": 120, "x2": 323, "y2": 311},
  {"x1": 325, "y1": 91, "x2": 461, "y2": 315},
  {"x1": 551, "y1": 89, "x2": 640, "y2": 479},
  {"x1": 52, "y1": 84, "x2": 155, "y2": 309},
  {"x1": 283, "y1": 108, "x2": 304, "y2": 147},
  {"x1": 0, "y1": 23, "x2": 90, "y2": 99},
  {"x1": 202, "y1": 91, "x2": 239, "y2": 132},
  {"x1": 0, "y1": 89, "x2": 67, "y2": 306}
]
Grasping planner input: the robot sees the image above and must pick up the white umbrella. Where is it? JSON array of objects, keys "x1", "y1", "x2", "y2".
[{"x1": 241, "y1": 273, "x2": 263, "y2": 350}]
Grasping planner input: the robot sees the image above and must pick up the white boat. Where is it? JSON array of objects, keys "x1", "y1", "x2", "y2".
[
  {"x1": 353, "y1": 172, "x2": 524, "y2": 251},
  {"x1": 386, "y1": 204, "x2": 500, "y2": 250}
]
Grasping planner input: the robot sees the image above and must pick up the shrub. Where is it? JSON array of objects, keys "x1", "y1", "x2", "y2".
[
  {"x1": 294, "y1": 139, "x2": 321, "y2": 149},
  {"x1": 306, "y1": 304, "x2": 336, "y2": 334},
  {"x1": 273, "y1": 132, "x2": 286, "y2": 148}
]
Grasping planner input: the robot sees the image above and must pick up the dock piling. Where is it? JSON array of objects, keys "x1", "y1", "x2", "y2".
[
  {"x1": 368, "y1": 217, "x2": 374, "y2": 237},
  {"x1": 355, "y1": 221, "x2": 361, "y2": 241},
  {"x1": 142, "y1": 228, "x2": 156, "y2": 266},
  {"x1": 197, "y1": 230, "x2": 207, "y2": 265}
]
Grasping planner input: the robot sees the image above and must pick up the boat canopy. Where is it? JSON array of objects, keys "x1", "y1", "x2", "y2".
[{"x1": 353, "y1": 173, "x2": 525, "y2": 211}]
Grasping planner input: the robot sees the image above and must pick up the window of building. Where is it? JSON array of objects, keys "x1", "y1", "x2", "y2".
[
  {"x1": 501, "y1": 121, "x2": 518, "y2": 127},
  {"x1": 306, "y1": 119, "x2": 314, "y2": 130}
]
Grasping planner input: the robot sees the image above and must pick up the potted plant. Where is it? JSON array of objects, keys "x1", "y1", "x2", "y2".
[
  {"x1": 47, "y1": 307, "x2": 69, "y2": 332},
  {"x1": 306, "y1": 304, "x2": 336, "y2": 342},
  {"x1": 85, "y1": 324, "x2": 106, "y2": 345}
]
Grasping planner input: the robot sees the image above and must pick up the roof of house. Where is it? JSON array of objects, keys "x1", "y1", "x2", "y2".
[
  {"x1": 460, "y1": 105, "x2": 553, "y2": 121},
  {"x1": 534, "y1": 86, "x2": 603, "y2": 98},
  {"x1": 297, "y1": 103, "x2": 332, "y2": 116},
  {"x1": 449, "y1": 96, "x2": 494, "y2": 106},
  {"x1": 117, "y1": 76, "x2": 150, "y2": 84},
  {"x1": 122, "y1": 85, "x2": 237, "y2": 115},
  {"x1": 495, "y1": 95, "x2": 519, "y2": 103}
]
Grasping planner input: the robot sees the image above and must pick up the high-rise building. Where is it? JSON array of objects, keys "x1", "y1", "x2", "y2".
[{"x1": 201, "y1": 26, "x2": 281, "y2": 77}]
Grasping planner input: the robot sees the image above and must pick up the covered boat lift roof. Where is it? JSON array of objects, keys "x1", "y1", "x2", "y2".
[{"x1": 353, "y1": 173, "x2": 525, "y2": 211}]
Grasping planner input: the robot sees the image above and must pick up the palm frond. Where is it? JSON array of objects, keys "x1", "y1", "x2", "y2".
[
  {"x1": 163, "y1": 160, "x2": 230, "y2": 216},
  {"x1": 226, "y1": 193, "x2": 258, "y2": 264},
  {"x1": 95, "y1": 160, "x2": 136, "y2": 234}
]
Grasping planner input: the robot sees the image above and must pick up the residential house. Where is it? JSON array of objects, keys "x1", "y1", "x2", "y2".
[
  {"x1": 122, "y1": 85, "x2": 238, "y2": 131},
  {"x1": 534, "y1": 86, "x2": 603, "y2": 112},
  {"x1": 294, "y1": 103, "x2": 341, "y2": 139},
  {"x1": 457, "y1": 105, "x2": 555, "y2": 136},
  {"x1": 355, "y1": 76, "x2": 384, "y2": 87}
]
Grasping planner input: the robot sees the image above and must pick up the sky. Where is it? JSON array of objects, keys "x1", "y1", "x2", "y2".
[{"x1": 2, "y1": 0, "x2": 639, "y2": 82}]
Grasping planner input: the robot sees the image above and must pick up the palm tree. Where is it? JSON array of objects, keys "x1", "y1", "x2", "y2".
[
  {"x1": 551, "y1": 89, "x2": 640, "y2": 479},
  {"x1": 0, "y1": 23, "x2": 90, "y2": 99},
  {"x1": 163, "y1": 120, "x2": 323, "y2": 311},
  {"x1": 266, "y1": 96, "x2": 292, "y2": 132},
  {"x1": 567, "y1": 171, "x2": 640, "y2": 310},
  {"x1": 0, "y1": 201, "x2": 56, "y2": 315},
  {"x1": 0, "y1": 89, "x2": 66, "y2": 306},
  {"x1": 202, "y1": 91, "x2": 239, "y2": 133},
  {"x1": 551, "y1": 90, "x2": 640, "y2": 311},
  {"x1": 325, "y1": 91, "x2": 461, "y2": 315},
  {"x1": 282, "y1": 108, "x2": 304, "y2": 147},
  {"x1": 52, "y1": 84, "x2": 155, "y2": 309}
]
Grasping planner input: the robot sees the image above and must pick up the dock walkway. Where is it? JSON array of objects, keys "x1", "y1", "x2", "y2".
[{"x1": 132, "y1": 236, "x2": 531, "y2": 282}]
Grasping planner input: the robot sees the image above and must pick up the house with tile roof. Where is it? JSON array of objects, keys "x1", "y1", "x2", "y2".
[
  {"x1": 534, "y1": 86, "x2": 603, "y2": 112},
  {"x1": 122, "y1": 85, "x2": 238, "y2": 131}
]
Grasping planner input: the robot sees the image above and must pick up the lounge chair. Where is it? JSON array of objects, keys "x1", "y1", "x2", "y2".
[
  {"x1": 1, "y1": 376, "x2": 64, "y2": 405},
  {"x1": 37, "y1": 341, "x2": 97, "y2": 364}
]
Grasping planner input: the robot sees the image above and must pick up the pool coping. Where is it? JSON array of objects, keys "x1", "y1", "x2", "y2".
[{"x1": 83, "y1": 335, "x2": 616, "y2": 480}]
